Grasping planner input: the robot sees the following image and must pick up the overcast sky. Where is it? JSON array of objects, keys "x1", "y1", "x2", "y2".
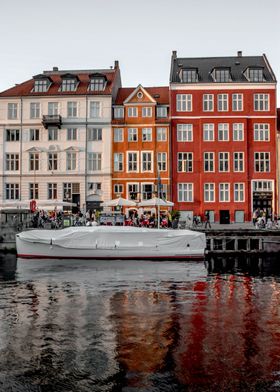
[{"x1": 1, "y1": 0, "x2": 279, "y2": 100}]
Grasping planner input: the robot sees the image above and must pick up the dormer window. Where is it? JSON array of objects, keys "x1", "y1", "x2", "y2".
[
  {"x1": 246, "y1": 67, "x2": 265, "y2": 82},
  {"x1": 89, "y1": 74, "x2": 107, "y2": 91},
  {"x1": 33, "y1": 75, "x2": 52, "y2": 92},
  {"x1": 213, "y1": 68, "x2": 232, "y2": 82},
  {"x1": 114, "y1": 107, "x2": 124, "y2": 119},
  {"x1": 60, "y1": 74, "x2": 79, "y2": 92},
  {"x1": 181, "y1": 69, "x2": 198, "y2": 83}
]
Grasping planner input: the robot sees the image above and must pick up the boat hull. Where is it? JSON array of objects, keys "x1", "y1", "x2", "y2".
[{"x1": 16, "y1": 227, "x2": 206, "y2": 260}]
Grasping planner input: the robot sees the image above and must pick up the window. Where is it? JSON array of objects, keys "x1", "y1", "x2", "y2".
[
  {"x1": 29, "y1": 183, "x2": 39, "y2": 199},
  {"x1": 178, "y1": 152, "x2": 193, "y2": 172},
  {"x1": 232, "y1": 94, "x2": 243, "y2": 111},
  {"x1": 233, "y1": 152, "x2": 244, "y2": 172},
  {"x1": 114, "y1": 128, "x2": 123, "y2": 142},
  {"x1": 127, "y1": 152, "x2": 138, "y2": 172},
  {"x1": 254, "y1": 124, "x2": 270, "y2": 141},
  {"x1": 48, "y1": 183, "x2": 57, "y2": 199},
  {"x1": 254, "y1": 94, "x2": 269, "y2": 111},
  {"x1": 5, "y1": 183, "x2": 19, "y2": 200},
  {"x1": 157, "y1": 127, "x2": 167, "y2": 141},
  {"x1": 30, "y1": 129, "x2": 40, "y2": 141},
  {"x1": 88, "y1": 128, "x2": 102, "y2": 141},
  {"x1": 61, "y1": 78, "x2": 77, "y2": 92},
  {"x1": 248, "y1": 68, "x2": 264, "y2": 82},
  {"x1": 177, "y1": 124, "x2": 193, "y2": 141},
  {"x1": 66, "y1": 152, "x2": 77, "y2": 170},
  {"x1": 156, "y1": 106, "x2": 167, "y2": 118},
  {"x1": 181, "y1": 69, "x2": 198, "y2": 83},
  {"x1": 233, "y1": 123, "x2": 244, "y2": 141},
  {"x1": 204, "y1": 183, "x2": 215, "y2": 202},
  {"x1": 6, "y1": 129, "x2": 20, "y2": 141},
  {"x1": 219, "y1": 183, "x2": 230, "y2": 202},
  {"x1": 48, "y1": 102, "x2": 59, "y2": 115},
  {"x1": 48, "y1": 153, "x2": 58, "y2": 171},
  {"x1": 88, "y1": 182, "x2": 101, "y2": 192},
  {"x1": 89, "y1": 101, "x2": 101, "y2": 118},
  {"x1": 128, "y1": 183, "x2": 139, "y2": 200},
  {"x1": 215, "y1": 69, "x2": 231, "y2": 82},
  {"x1": 178, "y1": 183, "x2": 193, "y2": 202},
  {"x1": 176, "y1": 94, "x2": 192, "y2": 111},
  {"x1": 67, "y1": 101, "x2": 78, "y2": 118},
  {"x1": 127, "y1": 107, "x2": 138, "y2": 117},
  {"x1": 5, "y1": 154, "x2": 19, "y2": 171},
  {"x1": 34, "y1": 79, "x2": 49, "y2": 92},
  {"x1": 114, "y1": 184, "x2": 123, "y2": 194},
  {"x1": 128, "y1": 128, "x2": 138, "y2": 141},
  {"x1": 254, "y1": 152, "x2": 270, "y2": 172},
  {"x1": 67, "y1": 128, "x2": 77, "y2": 141},
  {"x1": 203, "y1": 94, "x2": 214, "y2": 111},
  {"x1": 142, "y1": 128, "x2": 152, "y2": 141},
  {"x1": 157, "y1": 152, "x2": 167, "y2": 171},
  {"x1": 48, "y1": 128, "x2": 58, "y2": 141},
  {"x1": 219, "y1": 152, "x2": 229, "y2": 172},
  {"x1": 218, "y1": 123, "x2": 229, "y2": 141},
  {"x1": 203, "y1": 124, "x2": 214, "y2": 141},
  {"x1": 88, "y1": 153, "x2": 102, "y2": 171},
  {"x1": 252, "y1": 181, "x2": 273, "y2": 192},
  {"x1": 142, "y1": 184, "x2": 154, "y2": 200},
  {"x1": 114, "y1": 153, "x2": 124, "y2": 171},
  {"x1": 89, "y1": 78, "x2": 105, "y2": 91},
  {"x1": 7, "y1": 103, "x2": 18, "y2": 119},
  {"x1": 204, "y1": 152, "x2": 215, "y2": 172},
  {"x1": 234, "y1": 183, "x2": 245, "y2": 202},
  {"x1": 218, "y1": 94, "x2": 228, "y2": 111},
  {"x1": 29, "y1": 153, "x2": 39, "y2": 171},
  {"x1": 142, "y1": 107, "x2": 152, "y2": 117},
  {"x1": 30, "y1": 102, "x2": 40, "y2": 119},
  {"x1": 141, "y1": 152, "x2": 153, "y2": 172},
  {"x1": 114, "y1": 107, "x2": 124, "y2": 118}
]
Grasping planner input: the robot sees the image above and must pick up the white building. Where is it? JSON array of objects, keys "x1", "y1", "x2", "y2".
[{"x1": 0, "y1": 62, "x2": 121, "y2": 212}]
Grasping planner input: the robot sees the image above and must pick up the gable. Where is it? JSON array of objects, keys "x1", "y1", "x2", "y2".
[{"x1": 124, "y1": 85, "x2": 156, "y2": 105}]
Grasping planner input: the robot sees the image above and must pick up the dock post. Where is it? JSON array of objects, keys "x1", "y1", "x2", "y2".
[
  {"x1": 222, "y1": 238, "x2": 226, "y2": 251},
  {"x1": 210, "y1": 238, "x2": 214, "y2": 251},
  {"x1": 234, "y1": 238, "x2": 238, "y2": 251},
  {"x1": 246, "y1": 238, "x2": 251, "y2": 251}
]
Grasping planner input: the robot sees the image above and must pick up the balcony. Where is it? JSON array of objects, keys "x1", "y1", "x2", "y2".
[{"x1": 42, "y1": 115, "x2": 62, "y2": 129}]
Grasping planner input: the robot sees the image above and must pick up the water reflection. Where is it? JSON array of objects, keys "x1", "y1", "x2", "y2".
[{"x1": 0, "y1": 256, "x2": 280, "y2": 391}]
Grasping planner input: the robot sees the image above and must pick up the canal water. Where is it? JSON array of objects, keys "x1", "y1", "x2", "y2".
[{"x1": 1, "y1": 255, "x2": 280, "y2": 391}]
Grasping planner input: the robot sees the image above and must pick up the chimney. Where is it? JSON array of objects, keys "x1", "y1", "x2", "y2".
[
  {"x1": 114, "y1": 60, "x2": 119, "y2": 69},
  {"x1": 237, "y1": 51, "x2": 242, "y2": 57},
  {"x1": 172, "y1": 50, "x2": 177, "y2": 59},
  {"x1": 53, "y1": 66, "x2": 59, "y2": 71}
]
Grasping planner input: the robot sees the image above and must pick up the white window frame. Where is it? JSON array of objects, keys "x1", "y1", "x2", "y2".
[
  {"x1": 254, "y1": 123, "x2": 270, "y2": 141},
  {"x1": 233, "y1": 123, "x2": 244, "y2": 141},
  {"x1": 114, "y1": 153, "x2": 124, "y2": 172},
  {"x1": 127, "y1": 107, "x2": 138, "y2": 117},
  {"x1": 217, "y1": 94, "x2": 228, "y2": 111},
  {"x1": 157, "y1": 152, "x2": 167, "y2": 172},
  {"x1": 127, "y1": 182, "x2": 139, "y2": 200},
  {"x1": 177, "y1": 152, "x2": 193, "y2": 172},
  {"x1": 89, "y1": 101, "x2": 101, "y2": 118},
  {"x1": 88, "y1": 128, "x2": 102, "y2": 141},
  {"x1": 29, "y1": 152, "x2": 39, "y2": 171},
  {"x1": 141, "y1": 183, "x2": 154, "y2": 200},
  {"x1": 142, "y1": 107, "x2": 152, "y2": 117},
  {"x1": 233, "y1": 152, "x2": 244, "y2": 172},
  {"x1": 218, "y1": 123, "x2": 229, "y2": 141},
  {"x1": 66, "y1": 152, "x2": 77, "y2": 171},
  {"x1": 114, "y1": 128, "x2": 124, "y2": 142},
  {"x1": 176, "y1": 94, "x2": 192, "y2": 112},
  {"x1": 232, "y1": 94, "x2": 243, "y2": 111},
  {"x1": 234, "y1": 183, "x2": 245, "y2": 202},
  {"x1": 141, "y1": 151, "x2": 153, "y2": 172},
  {"x1": 7, "y1": 103, "x2": 18, "y2": 119},
  {"x1": 48, "y1": 102, "x2": 59, "y2": 115},
  {"x1": 48, "y1": 127, "x2": 58, "y2": 141},
  {"x1": 204, "y1": 152, "x2": 215, "y2": 172},
  {"x1": 203, "y1": 124, "x2": 214, "y2": 141},
  {"x1": 219, "y1": 183, "x2": 230, "y2": 202},
  {"x1": 203, "y1": 94, "x2": 214, "y2": 111},
  {"x1": 88, "y1": 152, "x2": 102, "y2": 171},
  {"x1": 30, "y1": 102, "x2": 40, "y2": 119},
  {"x1": 5, "y1": 153, "x2": 19, "y2": 171},
  {"x1": 156, "y1": 106, "x2": 167, "y2": 118},
  {"x1": 177, "y1": 124, "x2": 193, "y2": 142},
  {"x1": 30, "y1": 128, "x2": 40, "y2": 141},
  {"x1": 114, "y1": 184, "x2": 124, "y2": 194},
  {"x1": 67, "y1": 128, "x2": 77, "y2": 141},
  {"x1": 48, "y1": 183, "x2": 57, "y2": 199},
  {"x1": 254, "y1": 94, "x2": 269, "y2": 111},
  {"x1": 5, "y1": 183, "x2": 20, "y2": 200},
  {"x1": 114, "y1": 107, "x2": 124, "y2": 119},
  {"x1": 178, "y1": 183, "x2": 193, "y2": 202},
  {"x1": 157, "y1": 127, "x2": 167, "y2": 141},
  {"x1": 128, "y1": 128, "x2": 138, "y2": 142},
  {"x1": 218, "y1": 152, "x2": 230, "y2": 172},
  {"x1": 204, "y1": 183, "x2": 215, "y2": 202},
  {"x1": 254, "y1": 152, "x2": 270, "y2": 172},
  {"x1": 67, "y1": 101, "x2": 78, "y2": 118},
  {"x1": 142, "y1": 128, "x2": 152, "y2": 141},
  {"x1": 127, "y1": 151, "x2": 139, "y2": 172}
]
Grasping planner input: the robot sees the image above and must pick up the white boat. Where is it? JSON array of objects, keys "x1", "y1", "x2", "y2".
[{"x1": 16, "y1": 226, "x2": 206, "y2": 260}]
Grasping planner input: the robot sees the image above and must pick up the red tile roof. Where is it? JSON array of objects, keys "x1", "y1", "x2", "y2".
[
  {"x1": 0, "y1": 69, "x2": 119, "y2": 97},
  {"x1": 115, "y1": 86, "x2": 169, "y2": 105}
]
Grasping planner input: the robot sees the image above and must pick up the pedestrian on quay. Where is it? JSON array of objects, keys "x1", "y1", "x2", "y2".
[{"x1": 204, "y1": 211, "x2": 211, "y2": 229}]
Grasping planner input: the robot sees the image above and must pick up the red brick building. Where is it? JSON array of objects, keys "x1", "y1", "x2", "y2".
[{"x1": 170, "y1": 51, "x2": 277, "y2": 223}]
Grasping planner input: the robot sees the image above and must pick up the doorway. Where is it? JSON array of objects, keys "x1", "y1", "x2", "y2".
[{"x1": 219, "y1": 210, "x2": 230, "y2": 224}]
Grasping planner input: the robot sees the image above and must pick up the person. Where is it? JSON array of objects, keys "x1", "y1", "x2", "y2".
[{"x1": 204, "y1": 211, "x2": 211, "y2": 229}]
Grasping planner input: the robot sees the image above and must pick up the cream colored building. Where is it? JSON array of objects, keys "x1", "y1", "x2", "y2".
[{"x1": 0, "y1": 63, "x2": 121, "y2": 212}]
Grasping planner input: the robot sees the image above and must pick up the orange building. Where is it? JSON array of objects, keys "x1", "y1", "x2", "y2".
[{"x1": 112, "y1": 85, "x2": 170, "y2": 208}]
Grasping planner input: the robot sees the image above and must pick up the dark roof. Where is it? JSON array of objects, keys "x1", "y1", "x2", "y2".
[
  {"x1": 170, "y1": 52, "x2": 276, "y2": 83},
  {"x1": 0, "y1": 68, "x2": 119, "y2": 97},
  {"x1": 115, "y1": 86, "x2": 169, "y2": 105}
]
